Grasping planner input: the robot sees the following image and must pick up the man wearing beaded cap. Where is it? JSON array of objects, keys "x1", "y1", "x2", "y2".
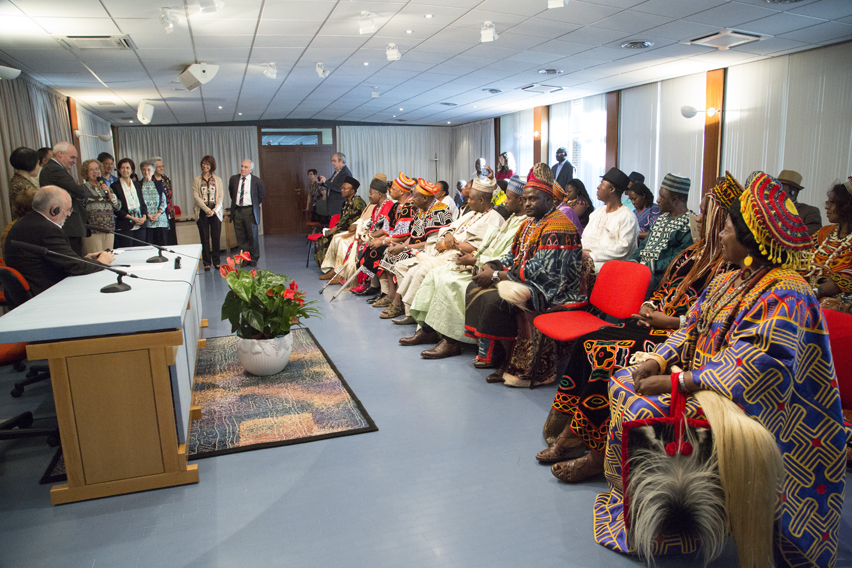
[
  {"x1": 463, "y1": 163, "x2": 585, "y2": 380},
  {"x1": 630, "y1": 173, "x2": 696, "y2": 291},
  {"x1": 388, "y1": 176, "x2": 506, "y2": 326},
  {"x1": 377, "y1": 178, "x2": 453, "y2": 319},
  {"x1": 594, "y1": 172, "x2": 845, "y2": 568}
]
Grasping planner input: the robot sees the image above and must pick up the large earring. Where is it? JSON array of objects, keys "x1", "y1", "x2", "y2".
[{"x1": 743, "y1": 255, "x2": 753, "y2": 267}]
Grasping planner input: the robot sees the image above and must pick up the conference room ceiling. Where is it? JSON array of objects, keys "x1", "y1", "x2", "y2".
[{"x1": 1, "y1": 0, "x2": 851, "y2": 127}]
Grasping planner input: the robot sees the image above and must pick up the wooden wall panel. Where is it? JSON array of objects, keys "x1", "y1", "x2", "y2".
[
  {"x1": 703, "y1": 68, "x2": 726, "y2": 195},
  {"x1": 605, "y1": 91, "x2": 619, "y2": 170}
]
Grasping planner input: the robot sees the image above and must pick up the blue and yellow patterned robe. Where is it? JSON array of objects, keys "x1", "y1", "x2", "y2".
[{"x1": 595, "y1": 268, "x2": 846, "y2": 567}]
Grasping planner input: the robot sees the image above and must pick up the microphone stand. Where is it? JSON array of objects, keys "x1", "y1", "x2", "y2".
[
  {"x1": 86, "y1": 225, "x2": 197, "y2": 264},
  {"x1": 9, "y1": 240, "x2": 136, "y2": 294}
]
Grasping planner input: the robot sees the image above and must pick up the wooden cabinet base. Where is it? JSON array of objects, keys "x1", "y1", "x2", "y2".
[{"x1": 50, "y1": 466, "x2": 199, "y2": 505}]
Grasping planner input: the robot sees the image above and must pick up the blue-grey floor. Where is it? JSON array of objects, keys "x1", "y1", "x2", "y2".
[{"x1": 0, "y1": 234, "x2": 850, "y2": 568}]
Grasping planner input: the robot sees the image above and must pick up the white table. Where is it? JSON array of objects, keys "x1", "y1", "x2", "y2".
[{"x1": 0, "y1": 245, "x2": 204, "y2": 504}]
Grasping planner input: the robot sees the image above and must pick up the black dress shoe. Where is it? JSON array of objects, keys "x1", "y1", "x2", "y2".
[
  {"x1": 366, "y1": 293, "x2": 385, "y2": 304},
  {"x1": 354, "y1": 286, "x2": 379, "y2": 297}
]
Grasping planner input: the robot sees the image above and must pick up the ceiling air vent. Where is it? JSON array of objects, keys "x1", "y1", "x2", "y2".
[
  {"x1": 396, "y1": 119, "x2": 407, "y2": 122},
  {"x1": 97, "y1": 101, "x2": 116, "y2": 106},
  {"x1": 55, "y1": 35, "x2": 137, "y2": 50},
  {"x1": 538, "y1": 68, "x2": 564, "y2": 74},
  {"x1": 109, "y1": 110, "x2": 126, "y2": 114},
  {"x1": 482, "y1": 88, "x2": 502, "y2": 94},
  {"x1": 521, "y1": 84, "x2": 563, "y2": 94},
  {"x1": 688, "y1": 29, "x2": 764, "y2": 50},
  {"x1": 440, "y1": 102, "x2": 457, "y2": 106},
  {"x1": 621, "y1": 40, "x2": 654, "y2": 49}
]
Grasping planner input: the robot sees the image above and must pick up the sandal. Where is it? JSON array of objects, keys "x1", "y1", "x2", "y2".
[
  {"x1": 536, "y1": 435, "x2": 585, "y2": 463},
  {"x1": 550, "y1": 452, "x2": 604, "y2": 483},
  {"x1": 380, "y1": 303, "x2": 404, "y2": 319}
]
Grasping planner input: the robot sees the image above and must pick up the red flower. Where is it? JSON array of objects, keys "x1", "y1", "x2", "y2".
[
  {"x1": 238, "y1": 251, "x2": 252, "y2": 262},
  {"x1": 266, "y1": 288, "x2": 275, "y2": 297},
  {"x1": 250, "y1": 270, "x2": 257, "y2": 278},
  {"x1": 220, "y1": 265, "x2": 234, "y2": 277},
  {"x1": 297, "y1": 297, "x2": 305, "y2": 306},
  {"x1": 289, "y1": 281, "x2": 298, "y2": 291},
  {"x1": 227, "y1": 256, "x2": 235, "y2": 267},
  {"x1": 282, "y1": 288, "x2": 296, "y2": 300}
]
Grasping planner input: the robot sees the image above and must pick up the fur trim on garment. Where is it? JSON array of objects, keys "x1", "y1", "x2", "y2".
[{"x1": 497, "y1": 280, "x2": 532, "y2": 311}]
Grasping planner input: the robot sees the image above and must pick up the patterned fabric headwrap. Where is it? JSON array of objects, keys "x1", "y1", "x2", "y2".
[
  {"x1": 415, "y1": 178, "x2": 439, "y2": 197},
  {"x1": 505, "y1": 175, "x2": 524, "y2": 195},
  {"x1": 524, "y1": 163, "x2": 555, "y2": 196},
  {"x1": 392, "y1": 172, "x2": 416, "y2": 193},
  {"x1": 471, "y1": 176, "x2": 497, "y2": 194},
  {"x1": 552, "y1": 181, "x2": 567, "y2": 201},
  {"x1": 712, "y1": 171, "x2": 744, "y2": 210},
  {"x1": 740, "y1": 171, "x2": 814, "y2": 270},
  {"x1": 844, "y1": 176, "x2": 852, "y2": 195}
]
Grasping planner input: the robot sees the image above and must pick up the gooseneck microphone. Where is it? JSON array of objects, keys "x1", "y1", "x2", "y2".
[
  {"x1": 85, "y1": 225, "x2": 201, "y2": 264},
  {"x1": 9, "y1": 240, "x2": 137, "y2": 293}
]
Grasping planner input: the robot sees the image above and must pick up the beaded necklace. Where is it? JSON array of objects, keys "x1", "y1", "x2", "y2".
[
  {"x1": 517, "y1": 208, "x2": 555, "y2": 260},
  {"x1": 807, "y1": 226, "x2": 852, "y2": 285}
]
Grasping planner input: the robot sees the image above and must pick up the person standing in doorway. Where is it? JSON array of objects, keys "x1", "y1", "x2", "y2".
[{"x1": 229, "y1": 159, "x2": 265, "y2": 266}]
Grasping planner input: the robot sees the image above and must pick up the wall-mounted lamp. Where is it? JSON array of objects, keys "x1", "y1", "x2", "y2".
[
  {"x1": 533, "y1": 130, "x2": 541, "y2": 138},
  {"x1": 681, "y1": 105, "x2": 720, "y2": 119},
  {"x1": 74, "y1": 129, "x2": 112, "y2": 142}
]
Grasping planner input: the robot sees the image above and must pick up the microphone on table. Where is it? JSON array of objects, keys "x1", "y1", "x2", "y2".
[
  {"x1": 8, "y1": 240, "x2": 137, "y2": 294},
  {"x1": 85, "y1": 225, "x2": 201, "y2": 265}
]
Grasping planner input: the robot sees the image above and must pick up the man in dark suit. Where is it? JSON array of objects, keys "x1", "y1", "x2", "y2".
[
  {"x1": 6, "y1": 186, "x2": 115, "y2": 297},
  {"x1": 228, "y1": 159, "x2": 265, "y2": 265},
  {"x1": 551, "y1": 147, "x2": 574, "y2": 189},
  {"x1": 38, "y1": 141, "x2": 88, "y2": 256},
  {"x1": 317, "y1": 152, "x2": 352, "y2": 216}
]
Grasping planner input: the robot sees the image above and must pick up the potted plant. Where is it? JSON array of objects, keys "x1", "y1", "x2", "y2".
[{"x1": 220, "y1": 251, "x2": 321, "y2": 375}]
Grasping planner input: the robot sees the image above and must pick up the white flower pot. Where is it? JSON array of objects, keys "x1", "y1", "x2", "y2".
[{"x1": 235, "y1": 333, "x2": 293, "y2": 376}]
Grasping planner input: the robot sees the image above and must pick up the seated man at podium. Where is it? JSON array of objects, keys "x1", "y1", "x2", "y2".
[{"x1": 6, "y1": 186, "x2": 115, "y2": 296}]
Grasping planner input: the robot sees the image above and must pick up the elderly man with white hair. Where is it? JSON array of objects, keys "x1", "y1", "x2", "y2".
[
  {"x1": 5, "y1": 186, "x2": 115, "y2": 296},
  {"x1": 228, "y1": 159, "x2": 265, "y2": 265},
  {"x1": 38, "y1": 141, "x2": 92, "y2": 255}
]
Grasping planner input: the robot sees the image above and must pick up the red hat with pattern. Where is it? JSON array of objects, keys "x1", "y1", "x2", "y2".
[
  {"x1": 415, "y1": 178, "x2": 439, "y2": 197},
  {"x1": 392, "y1": 172, "x2": 416, "y2": 193},
  {"x1": 524, "y1": 163, "x2": 555, "y2": 197}
]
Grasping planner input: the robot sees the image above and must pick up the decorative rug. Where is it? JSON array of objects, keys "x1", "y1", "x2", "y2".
[
  {"x1": 187, "y1": 328, "x2": 377, "y2": 459},
  {"x1": 41, "y1": 328, "x2": 376, "y2": 482}
]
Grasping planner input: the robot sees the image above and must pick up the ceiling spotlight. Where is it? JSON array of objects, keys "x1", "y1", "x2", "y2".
[
  {"x1": 198, "y1": 0, "x2": 223, "y2": 13},
  {"x1": 218, "y1": 105, "x2": 222, "y2": 109},
  {"x1": 371, "y1": 87, "x2": 379, "y2": 98},
  {"x1": 447, "y1": 121, "x2": 451, "y2": 124},
  {"x1": 263, "y1": 62, "x2": 277, "y2": 79},
  {"x1": 363, "y1": 62, "x2": 369, "y2": 66},
  {"x1": 238, "y1": 112, "x2": 242, "y2": 115},
  {"x1": 425, "y1": 14, "x2": 433, "y2": 18},
  {"x1": 316, "y1": 62, "x2": 329, "y2": 78},
  {"x1": 360, "y1": 11, "x2": 376, "y2": 34},
  {"x1": 548, "y1": 0, "x2": 565, "y2": 8},
  {"x1": 405, "y1": 30, "x2": 413, "y2": 34},
  {"x1": 480, "y1": 21, "x2": 498, "y2": 43},
  {"x1": 159, "y1": 8, "x2": 178, "y2": 33},
  {"x1": 399, "y1": 107, "x2": 403, "y2": 111},
  {"x1": 386, "y1": 43, "x2": 401, "y2": 61}
]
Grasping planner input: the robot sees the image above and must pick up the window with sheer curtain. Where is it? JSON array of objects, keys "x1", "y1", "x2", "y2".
[
  {"x1": 499, "y1": 109, "x2": 534, "y2": 178},
  {"x1": 549, "y1": 94, "x2": 608, "y2": 207}
]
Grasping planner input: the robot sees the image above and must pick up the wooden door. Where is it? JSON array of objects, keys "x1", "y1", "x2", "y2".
[{"x1": 259, "y1": 145, "x2": 336, "y2": 235}]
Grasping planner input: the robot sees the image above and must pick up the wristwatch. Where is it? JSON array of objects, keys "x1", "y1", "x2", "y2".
[{"x1": 492, "y1": 271, "x2": 500, "y2": 283}]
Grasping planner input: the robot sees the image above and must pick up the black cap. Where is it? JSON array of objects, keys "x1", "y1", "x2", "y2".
[
  {"x1": 369, "y1": 177, "x2": 387, "y2": 193},
  {"x1": 601, "y1": 167, "x2": 630, "y2": 191},
  {"x1": 629, "y1": 171, "x2": 645, "y2": 184},
  {"x1": 343, "y1": 176, "x2": 360, "y2": 190}
]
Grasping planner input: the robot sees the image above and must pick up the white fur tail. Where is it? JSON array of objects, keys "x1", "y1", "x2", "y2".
[{"x1": 497, "y1": 280, "x2": 531, "y2": 311}]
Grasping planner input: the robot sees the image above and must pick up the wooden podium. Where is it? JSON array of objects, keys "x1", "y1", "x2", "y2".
[{"x1": 0, "y1": 245, "x2": 205, "y2": 504}]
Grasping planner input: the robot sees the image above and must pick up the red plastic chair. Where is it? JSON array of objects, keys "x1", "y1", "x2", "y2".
[
  {"x1": 821, "y1": 308, "x2": 852, "y2": 425},
  {"x1": 306, "y1": 213, "x2": 340, "y2": 267},
  {"x1": 534, "y1": 260, "x2": 651, "y2": 342},
  {"x1": 174, "y1": 205, "x2": 182, "y2": 218}
]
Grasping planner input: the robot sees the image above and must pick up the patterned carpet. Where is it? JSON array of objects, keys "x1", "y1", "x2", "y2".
[
  {"x1": 41, "y1": 328, "x2": 376, "y2": 482},
  {"x1": 188, "y1": 328, "x2": 377, "y2": 459}
]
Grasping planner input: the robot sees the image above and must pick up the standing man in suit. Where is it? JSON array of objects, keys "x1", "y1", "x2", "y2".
[
  {"x1": 38, "y1": 141, "x2": 90, "y2": 256},
  {"x1": 5, "y1": 186, "x2": 114, "y2": 296},
  {"x1": 551, "y1": 147, "x2": 574, "y2": 190},
  {"x1": 317, "y1": 153, "x2": 352, "y2": 216},
  {"x1": 229, "y1": 160, "x2": 265, "y2": 266}
]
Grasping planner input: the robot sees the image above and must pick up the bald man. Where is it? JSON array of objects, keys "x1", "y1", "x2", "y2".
[
  {"x1": 38, "y1": 141, "x2": 89, "y2": 255},
  {"x1": 5, "y1": 186, "x2": 114, "y2": 296}
]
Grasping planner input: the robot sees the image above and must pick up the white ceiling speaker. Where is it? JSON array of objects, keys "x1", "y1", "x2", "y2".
[
  {"x1": 74, "y1": 129, "x2": 112, "y2": 142},
  {"x1": 0, "y1": 65, "x2": 22, "y2": 80},
  {"x1": 137, "y1": 100, "x2": 154, "y2": 125},
  {"x1": 263, "y1": 62, "x2": 277, "y2": 79},
  {"x1": 359, "y1": 11, "x2": 376, "y2": 34},
  {"x1": 480, "y1": 21, "x2": 498, "y2": 43},
  {"x1": 386, "y1": 43, "x2": 401, "y2": 61},
  {"x1": 177, "y1": 62, "x2": 219, "y2": 91},
  {"x1": 316, "y1": 62, "x2": 329, "y2": 78}
]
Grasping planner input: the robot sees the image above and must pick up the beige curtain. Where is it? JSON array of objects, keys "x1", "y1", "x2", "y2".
[
  {"x1": 76, "y1": 105, "x2": 115, "y2": 163},
  {"x1": 0, "y1": 72, "x2": 72, "y2": 225}
]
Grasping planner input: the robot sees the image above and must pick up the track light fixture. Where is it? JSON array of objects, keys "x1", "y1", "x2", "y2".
[
  {"x1": 159, "y1": 8, "x2": 178, "y2": 33},
  {"x1": 386, "y1": 43, "x2": 401, "y2": 61},
  {"x1": 316, "y1": 62, "x2": 329, "y2": 78},
  {"x1": 360, "y1": 11, "x2": 376, "y2": 34},
  {"x1": 263, "y1": 62, "x2": 277, "y2": 79},
  {"x1": 480, "y1": 21, "x2": 498, "y2": 43}
]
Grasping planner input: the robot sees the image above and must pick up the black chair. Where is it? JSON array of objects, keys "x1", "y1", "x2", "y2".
[{"x1": 0, "y1": 266, "x2": 58, "y2": 446}]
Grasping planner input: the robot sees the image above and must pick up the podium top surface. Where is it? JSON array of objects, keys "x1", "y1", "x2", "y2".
[{"x1": 0, "y1": 244, "x2": 203, "y2": 344}]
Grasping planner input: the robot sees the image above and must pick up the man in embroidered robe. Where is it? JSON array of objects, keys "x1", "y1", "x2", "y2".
[
  {"x1": 630, "y1": 173, "x2": 696, "y2": 291},
  {"x1": 463, "y1": 163, "x2": 585, "y2": 378},
  {"x1": 402, "y1": 175, "x2": 527, "y2": 357},
  {"x1": 389, "y1": 176, "x2": 506, "y2": 327}
]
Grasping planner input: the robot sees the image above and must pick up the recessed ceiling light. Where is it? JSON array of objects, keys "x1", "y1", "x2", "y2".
[
  {"x1": 538, "y1": 68, "x2": 563, "y2": 75},
  {"x1": 364, "y1": 62, "x2": 369, "y2": 66},
  {"x1": 405, "y1": 30, "x2": 413, "y2": 34},
  {"x1": 399, "y1": 107, "x2": 403, "y2": 111},
  {"x1": 425, "y1": 14, "x2": 432, "y2": 18},
  {"x1": 238, "y1": 112, "x2": 242, "y2": 115},
  {"x1": 447, "y1": 121, "x2": 451, "y2": 124},
  {"x1": 218, "y1": 105, "x2": 222, "y2": 109},
  {"x1": 129, "y1": 120, "x2": 133, "y2": 123},
  {"x1": 473, "y1": 106, "x2": 477, "y2": 108},
  {"x1": 621, "y1": 40, "x2": 654, "y2": 49},
  {"x1": 393, "y1": 115, "x2": 396, "y2": 117}
]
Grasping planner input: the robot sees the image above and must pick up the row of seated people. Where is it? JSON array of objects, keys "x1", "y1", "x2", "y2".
[{"x1": 313, "y1": 165, "x2": 850, "y2": 567}]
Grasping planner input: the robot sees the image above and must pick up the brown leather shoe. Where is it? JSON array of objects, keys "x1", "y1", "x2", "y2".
[
  {"x1": 421, "y1": 339, "x2": 461, "y2": 359},
  {"x1": 486, "y1": 370, "x2": 504, "y2": 383},
  {"x1": 399, "y1": 328, "x2": 439, "y2": 346},
  {"x1": 319, "y1": 271, "x2": 337, "y2": 280},
  {"x1": 551, "y1": 452, "x2": 604, "y2": 483}
]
